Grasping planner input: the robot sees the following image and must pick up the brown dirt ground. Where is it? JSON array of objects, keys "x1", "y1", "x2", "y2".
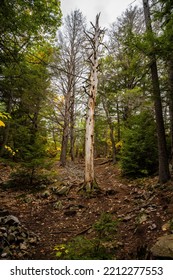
[{"x1": 1, "y1": 159, "x2": 173, "y2": 259}]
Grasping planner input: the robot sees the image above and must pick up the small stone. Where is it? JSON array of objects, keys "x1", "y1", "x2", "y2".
[
  {"x1": 17, "y1": 252, "x2": 23, "y2": 258},
  {"x1": 2, "y1": 247, "x2": 10, "y2": 255},
  {"x1": 0, "y1": 217, "x2": 4, "y2": 224},
  {"x1": 41, "y1": 190, "x2": 51, "y2": 198},
  {"x1": 39, "y1": 184, "x2": 47, "y2": 190},
  {"x1": 9, "y1": 226, "x2": 17, "y2": 233},
  {"x1": 7, "y1": 233, "x2": 16, "y2": 243},
  {"x1": 28, "y1": 237, "x2": 37, "y2": 244},
  {"x1": 21, "y1": 232, "x2": 27, "y2": 238},
  {"x1": 117, "y1": 242, "x2": 124, "y2": 247},
  {"x1": 122, "y1": 214, "x2": 134, "y2": 221},
  {"x1": 20, "y1": 243, "x2": 28, "y2": 250},
  {"x1": 148, "y1": 223, "x2": 157, "y2": 230},
  {"x1": 55, "y1": 186, "x2": 69, "y2": 195},
  {"x1": 4, "y1": 215, "x2": 20, "y2": 226},
  {"x1": 124, "y1": 197, "x2": 131, "y2": 202},
  {"x1": 0, "y1": 227, "x2": 7, "y2": 233},
  {"x1": 1, "y1": 253, "x2": 8, "y2": 258}
]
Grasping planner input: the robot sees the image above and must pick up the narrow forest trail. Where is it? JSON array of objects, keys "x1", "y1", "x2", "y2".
[{"x1": 0, "y1": 160, "x2": 173, "y2": 259}]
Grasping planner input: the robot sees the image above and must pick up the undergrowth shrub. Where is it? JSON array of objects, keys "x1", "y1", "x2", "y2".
[
  {"x1": 120, "y1": 111, "x2": 158, "y2": 177},
  {"x1": 10, "y1": 132, "x2": 55, "y2": 186},
  {"x1": 54, "y1": 213, "x2": 119, "y2": 260},
  {"x1": 9, "y1": 167, "x2": 52, "y2": 189}
]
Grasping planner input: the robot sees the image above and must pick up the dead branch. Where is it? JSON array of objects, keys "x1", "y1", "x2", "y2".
[{"x1": 75, "y1": 226, "x2": 92, "y2": 236}]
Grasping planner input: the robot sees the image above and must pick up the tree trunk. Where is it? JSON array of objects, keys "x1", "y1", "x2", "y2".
[
  {"x1": 70, "y1": 86, "x2": 75, "y2": 162},
  {"x1": 168, "y1": 58, "x2": 173, "y2": 168},
  {"x1": 150, "y1": 60, "x2": 170, "y2": 182},
  {"x1": 83, "y1": 14, "x2": 104, "y2": 192},
  {"x1": 52, "y1": 127, "x2": 57, "y2": 150},
  {"x1": 117, "y1": 102, "x2": 121, "y2": 142},
  {"x1": 60, "y1": 91, "x2": 71, "y2": 166},
  {"x1": 102, "y1": 96, "x2": 116, "y2": 164},
  {"x1": 85, "y1": 90, "x2": 96, "y2": 190},
  {"x1": 143, "y1": 0, "x2": 170, "y2": 183},
  {"x1": 58, "y1": 10, "x2": 85, "y2": 166}
]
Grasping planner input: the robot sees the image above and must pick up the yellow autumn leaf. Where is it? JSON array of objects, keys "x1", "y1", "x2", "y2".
[
  {"x1": 162, "y1": 222, "x2": 170, "y2": 231},
  {"x1": 0, "y1": 120, "x2": 5, "y2": 127}
]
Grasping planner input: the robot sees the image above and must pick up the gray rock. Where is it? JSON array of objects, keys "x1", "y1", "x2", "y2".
[
  {"x1": 0, "y1": 227, "x2": 7, "y2": 233},
  {"x1": 0, "y1": 210, "x2": 9, "y2": 217},
  {"x1": 4, "y1": 215, "x2": 20, "y2": 226},
  {"x1": 122, "y1": 214, "x2": 135, "y2": 221},
  {"x1": 41, "y1": 190, "x2": 51, "y2": 198},
  {"x1": 0, "y1": 217, "x2": 4, "y2": 224},
  {"x1": 55, "y1": 186, "x2": 69, "y2": 195},
  {"x1": 1, "y1": 253, "x2": 8, "y2": 258},
  {"x1": 9, "y1": 226, "x2": 17, "y2": 233},
  {"x1": 0, "y1": 209, "x2": 38, "y2": 259},
  {"x1": 28, "y1": 237, "x2": 37, "y2": 244},
  {"x1": 2, "y1": 247, "x2": 10, "y2": 256},
  {"x1": 7, "y1": 233, "x2": 16, "y2": 243},
  {"x1": 21, "y1": 232, "x2": 27, "y2": 238},
  {"x1": 148, "y1": 223, "x2": 157, "y2": 230},
  {"x1": 151, "y1": 235, "x2": 173, "y2": 258},
  {"x1": 39, "y1": 184, "x2": 47, "y2": 190},
  {"x1": 20, "y1": 243, "x2": 28, "y2": 250}
]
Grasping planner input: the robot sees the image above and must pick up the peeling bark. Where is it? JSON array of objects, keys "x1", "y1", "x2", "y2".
[{"x1": 83, "y1": 14, "x2": 104, "y2": 192}]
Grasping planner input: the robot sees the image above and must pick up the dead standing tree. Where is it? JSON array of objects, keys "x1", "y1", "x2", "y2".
[
  {"x1": 82, "y1": 14, "x2": 104, "y2": 193},
  {"x1": 58, "y1": 10, "x2": 86, "y2": 166}
]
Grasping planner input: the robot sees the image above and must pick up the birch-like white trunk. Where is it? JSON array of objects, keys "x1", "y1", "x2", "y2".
[
  {"x1": 84, "y1": 14, "x2": 101, "y2": 189},
  {"x1": 85, "y1": 67, "x2": 98, "y2": 184}
]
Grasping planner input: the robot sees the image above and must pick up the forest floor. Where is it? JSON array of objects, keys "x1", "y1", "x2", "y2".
[{"x1": 1, "y1": 158, "x2": 173, "y2": 259}]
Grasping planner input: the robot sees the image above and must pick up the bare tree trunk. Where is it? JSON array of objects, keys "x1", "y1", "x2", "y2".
[
  {"x1": 82, "y1": 14, "x2": 104, "y2": 192},
  {"x1": 70, "y1": 86, "x2": 75, "y2": 162},
  {"x1": 52, "y1": 127, "x2": 57, "y2": 150},
  {"x1": 60, "y1": 89, "x2": 71, "y2": 166},
  {"x1": 85, "y1": 89, "x2": 95, "y2": 189},
  {"x1": 58, "y1": 10, "x2": 86, "y2": 166},
  {"x1": 117, "y1": 102, "x2": 121, "y2": 142},
  {"x1": 143, "y1": 0, "x2": 170, "y2": 183}
]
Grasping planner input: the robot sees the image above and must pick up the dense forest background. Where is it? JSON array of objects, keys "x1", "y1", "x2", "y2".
[{"x1": 1, "y1": 0, "x2": 173, "y2": 183}]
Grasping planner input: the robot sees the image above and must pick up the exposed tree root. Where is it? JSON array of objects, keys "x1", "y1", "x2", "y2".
[{"x1": 78, "y1": 178, "x2": 102, "y2": 197}]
